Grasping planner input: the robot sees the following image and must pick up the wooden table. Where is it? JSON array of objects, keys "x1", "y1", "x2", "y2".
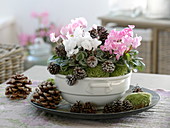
[
  {"x1": 0, "y1": 65, "x2": 170, "y2": 128},
  {"x1": 98, "y1": 15, "x2": 170, "y2": 74}
]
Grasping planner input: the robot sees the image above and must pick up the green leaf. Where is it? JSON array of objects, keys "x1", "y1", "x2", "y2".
[
  {"x1": 60, "y1": 65, "x2": 69, "y2": 71},
  {"x1": 96, "y1": 49, "x2": 104, "y2": 57},
  {"x1": 79, "y1": 60, "x2": 87, "y2": 66},
  {"x1": 76, "y1": 52, "x2": 85, "y2": 61},
  {"x1": 97, "y1": 56, "x2": 107, "y2": 62},
  {"x1": 129, "y1": 50, "x2": 139, "y2": 55},
  {"x1": 134, "y1": 57, "x2": 143, "y2": 61},
  {"x1": 125, "y1": 53, "x2": 131, "y2": 62},
  {"x1": 124, "y1": 60, "x2": 130, "y2": 69},
  {"x1": 82, "y1": 51, "x2": 88, "y2": 57}
]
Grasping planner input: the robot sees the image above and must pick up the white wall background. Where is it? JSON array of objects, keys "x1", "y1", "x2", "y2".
[{"x1": 0, "y1": 0, "x2": 110, "y2": 34}]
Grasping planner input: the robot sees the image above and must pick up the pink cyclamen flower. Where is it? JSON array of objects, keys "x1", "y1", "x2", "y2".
[
  {"x1": 132, "y1": 35, "x2": 142, "y2": 49},
  {"x1": 31, "y1": 11, "x2": 49, "y2": 25},
  {"x1": 50, "y1": 33, "x2": 59, "y2": 42},
  {"x1": 40, "y1": 12, "x2": 49, "y2": 17},
  {"x1": 31, "y1": 12, "x2": 40, "y2": 18},
  {"x1": 100, "y1": 25, "x2": 142, "y2": 60},
  {"x1": 71, "y1": 17, "x2": 88, "y2": 28},
  {"x1": 52, "y1": 17, "x2": 88, "y2": 42},
  {"x1": 19, "y1": 33, "x2": 36, "y2": 46}
]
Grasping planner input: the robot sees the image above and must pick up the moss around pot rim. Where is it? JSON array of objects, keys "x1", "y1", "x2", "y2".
[{"x1": 56, "y1": 71, "x2": 132, "y2": 80}]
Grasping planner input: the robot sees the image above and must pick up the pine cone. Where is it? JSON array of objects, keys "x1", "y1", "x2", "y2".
[
  {"x1": 31, "y1": 81, "x2": 62, "y2": 109},
  {"x1": 87, "y1": 56, "x2": 98, "y2": 68},
  {"x1": 5, "y1": 74, "x2": 32, "y2": 100},
  {"x1": 66, "y1": 75, "x2": 77, "y2": 86},
  {"x1": 112, "y1": 100, "x2": 123, "y2": 112},
  {"x1": 132, "y1": 86, "x2": 143, "y2": 93},
  {"x1": 89, "y1": 26, "x2": 108, "y2": 44},
  {"x1": 47, "y1": 62, "x2": 60, "y2": 75},
  {"x1": 103, "y1": 104, "x2": 115, "y2": 113},
  {"x1": 73, "y1": 67, "x2": 87, "y2": 79},
  {"x1": 70, "y1": 101, "x2": 83, "y2": 113},
  {"x1": 82, "y1": 102, "x2": 97, "y2": 114},
  {"x1": 55, "y1": 44, "x2": 66, "y2": 57},
  {"x1": 123, "y1": 100, "x2": 133, "y2": 111},
  {"x1": 102, "y1": 60, "x2": 115, "y2": 73},
  {"x1": 89, "y1": 28, "x2": 98, "y2": 38}
]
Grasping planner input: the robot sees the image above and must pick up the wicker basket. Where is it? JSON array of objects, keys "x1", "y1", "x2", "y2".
[
  {"x1": 0, "y1": 44, "x2": 24, "y2": 84},
  {"x1": 158, "y1": 30, "x2": 170, "y2": 74}
]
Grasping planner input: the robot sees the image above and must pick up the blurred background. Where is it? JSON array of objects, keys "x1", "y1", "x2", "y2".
[{"x1": 0, "y1": 0, "x2": 170, "y2": 83}]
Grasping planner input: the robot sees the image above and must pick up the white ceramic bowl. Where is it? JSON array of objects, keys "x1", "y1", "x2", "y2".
[{"x1": 55, "y1": 72, "x2": 132, "y2": 106}]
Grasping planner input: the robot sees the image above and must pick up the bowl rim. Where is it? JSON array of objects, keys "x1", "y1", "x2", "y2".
[{"x1": 56, "y1": 71, "x2": 132, "y2": 80}]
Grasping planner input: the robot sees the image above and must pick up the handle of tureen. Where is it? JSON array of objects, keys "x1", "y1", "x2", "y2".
[{"x1": 86, "y1": 79, "x2": 125, "y2": 94}]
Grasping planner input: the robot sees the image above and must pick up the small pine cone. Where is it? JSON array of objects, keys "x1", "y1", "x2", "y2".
[
  {"x1": 66, "y1": 75, "x2": 77, "y2": 86},
  {"x1": 123, "y1": 100, "x2": 133, "y2": 111},
  {"x1": 82, "y1": 102, "x2": 97, "y2": 114},
  {"x1": 102, "y1": 60, "x2": 115, "y2": 73},
  {"x1": 87, "y1": 56, "x2": 98, "y2": 68},
  {"x1": 132, "y1": 86, "x2": 143, "y2": 93},
  {"x1": 89, "y1": 28, "x2": 98, "y2": 38},
  {"x1": 55, "y1": 44, "x2": 66, "y2": 57},
  {"x1": 99, "y1": 32, "x2": 109, "y2": 44},
  {"x1": 103, "y1": 104, "x2": 115, "y2": 113},
  {"x1": 112, "y1": 100, "x2": 123, "y2": 112},
  {"x1": 97, "y1": 26, "x2": 109, "y2": 44},
  {"x1": 47, "y1": 62, "x2": 60, "y2": 75},
  {"x1": 70, "y1": 101, "x2": 83, "y2": 113},
  {"x1": 73, "y1": 67, "x2": 87, "y2": 79}
]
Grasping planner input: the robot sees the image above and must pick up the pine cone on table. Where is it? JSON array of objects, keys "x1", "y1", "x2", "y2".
[
  {"x1": 132, "y1": 86, "x2": 143, "y2": 93},
  {"x1": 70, "y1": 101, "x2": 83, "y2": 113},
  {"x1": 103, "y1": 104, "x2": 115, "y2": 113},
  {"x1": 102, "y1": 60, "x2": 115, "y2": 73},
  {"x1": 112, "y1": 100, "x2": 124, "y2": 112},
  {"x1": 47, "y1": 62, "x2": 60, "y2": 75},
  {"x1": 31, "y1": 81, "x2": 62, "y2": 109},
  {"x1": 5, "y1": 74, "x2": 32, "y2": 100},
  {"x1": 73, "y1": 67, "x2": 87, "y2": 79},
  {"x1": 82, "y1": 102, "x2": 97, "y2": 114},
  {"x1": 122, "y1": 100, "x2": 133, "y2": 111}
]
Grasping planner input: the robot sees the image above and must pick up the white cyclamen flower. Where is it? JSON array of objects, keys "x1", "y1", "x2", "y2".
[
  {"x1": 62, "y1": 27, "x2": 102, "y2": 57},
  {"x1": 80, "y1": 32, "x2": 102, "y2": 51},
  {"x1": 63, "y1": 38, "x2": 79, "y2": 57}
]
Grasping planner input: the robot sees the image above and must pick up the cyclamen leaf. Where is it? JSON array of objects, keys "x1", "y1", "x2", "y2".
[
  {"x1": 76, "y1": 52, "x2": 85, "y2": 61},
  {"x1": 79, "y1": 60, "x2": 87, "y2": 66},
  {"x1": 125, "y1": 53, "x2": 131, "y2": 62}
]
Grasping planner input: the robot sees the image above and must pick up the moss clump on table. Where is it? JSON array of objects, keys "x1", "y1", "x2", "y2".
[{"x1": 125, "y1": 92, "x2": 152, "y2": 109}]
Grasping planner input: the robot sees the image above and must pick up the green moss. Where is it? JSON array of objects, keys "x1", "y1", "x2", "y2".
[
  {"x1": 110, "y1": 65, "x2": 128, "y2": 77},
  {"x1": 58, "y1": 68, "x2": 73, "y2": 75},
  {"x1": 86, "y1": 65, "x2": 110, "y2": 77},
  {"x1": 46, "y1": 78, "x2": 55, "y2": 84},
  {"x1": 125, "y1": 92, "x2": 152, "y2": 109}
]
